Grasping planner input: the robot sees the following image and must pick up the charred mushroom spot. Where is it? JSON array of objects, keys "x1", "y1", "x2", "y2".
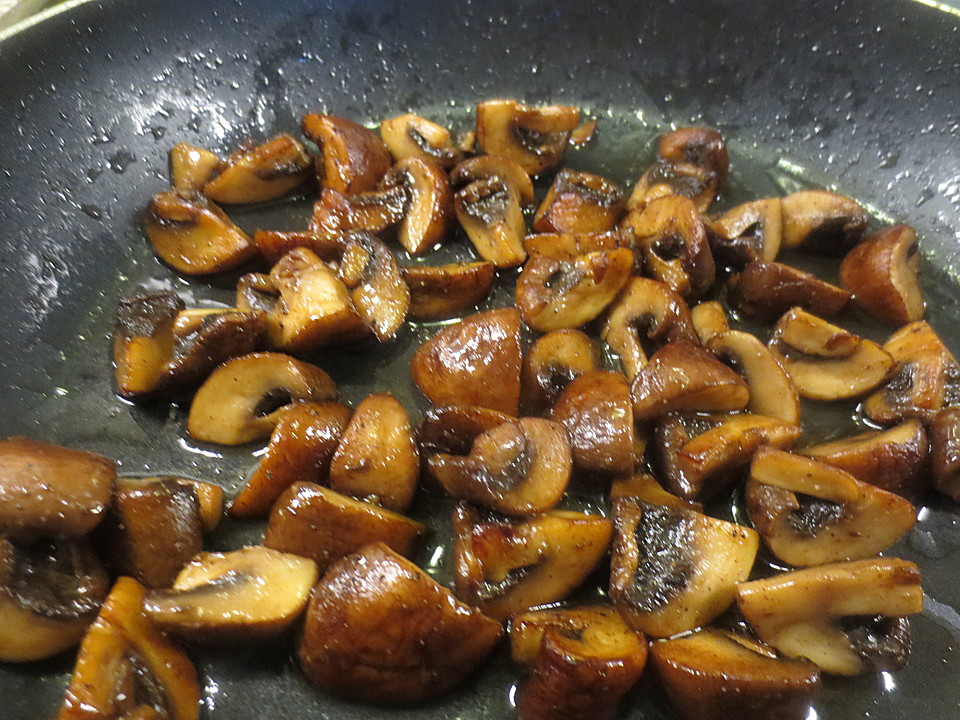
[
  {"x1": 840, "y1": 615, "x2": 911, "y2": 671},
  {"x1": 254, "y1": 388, "x2": 294, "y2": 418},
  {"x1": 787, "y1": 493, "x2": 845, "y2": 538},
  {"x1": 885, "y1": 364, "x2": 916, "y2": 397},
  {"x1": 627, "y1": 505, "x2": 696, "y2": 611},
  {"x1": 477, "y1": 564, "x2": 538, "y2": 601},
  {"x1": 541, "y1": 364, "x2": 579, "y2": 398}
]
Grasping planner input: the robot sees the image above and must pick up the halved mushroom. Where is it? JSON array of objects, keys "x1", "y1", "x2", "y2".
[
  {"x1": 690, "y1": 300, "x2": 730, "y2": 344},
  {"x1": 863, "y1": 320, "x2": 960, "y2": 423},
  {"x1": 307, "y1": 185, "x2": 408, "y2": 241},
  {"x1": 453, "y1": 504, "x2": 612, "y2": 621},
  {"x1": 379, "y1": 113, "x2": 463, "y2": 168},
  {"x1": 801, "y1": 420, "x2": 928, "y2": 499},
  {"x1": 533, "y1": 169, "x2": 626, "y2": 235},
  {"x1": 623, "y1": 195, "x2": 716, "y2": 298},
  {"x1": 113, "y1": 291, "x2": 182, "y2": 398},
  {"x1": 264, "y1": 482, "x2": 424, "y2": 572},
  {"x1": 336, "y1": 231, "x2": 411, "y2": 341},
  {"x1": 930, "y1": 407, "x2": 960, "y2": 502},
  {"x1": 769, "y1": 308, "x2": 895, "y2": 401},
  {"x1": 144, "y1": 190, "x2": 255, "y2": 275},
  {"x1": 402, "y1": 261, "x2": 495, "y2": 320},
  {"x1": 203, "y1": 134, "x2": 312, "y2": 204},
  {"x1": 627, "y1": 159, "x2": 718, "y2": 214},
  {"x1": 746, "y1": 447, "x2": 917, "y2": 566},
  {"x1": 737, "y1": 558, "x2": 923, "y2": 675},
  {"x1": 454, "y1": 177, "x2": 527, "y2": 267},
  {"x1": 630, "y1": 341, "x2": 749, "y2": 421},
  {"x1": 602, "y1": 277, "x2": 700, "y2": 381},
  {"x1": 521, "y1": 329, "x2": 602, "y2": 416},
  {"x1": 475, "y1": 99, "x2": 580, "y2": 175},
  {"x1": 0, "y1": 537, "x2": 108, "y2": 662},
  {"x1": 727, "y1": 260, "x2": 851, "y2": 323},
  {"x1": 298, "y1": 543, "x2": 502, "y2": 704},
  {"x1": 427, "y1": 418, "x2": 571, "y2": 515},
  {"x1": 449, "y1": 154, "x2": 536, "y2": 206},
  {"x1": 187, "y1": 352, "x2": 337, "y2": 445},
  {"x1": 416, "y1": 404, "x2": 514, "y2": 461},
  {"x1": 779, "y1": 190, "x2": 870, "y2": 253},
  {"x1": 0, "y1": 437, "x2": 115, "y2": 540},
  {"x1": 707, "y1": 330, "x2": 801, "y2": 424},
  {"x1": 230, "y1": 401, "x2": 352, "y2": 518},
  {"x1": 301, "y1": 113, "x2": 393, "y2": 193},
  {"x1": 169, "y1": 142, "x2": 220, "y2": 192},
  {"x1": 707, "y1": 198, "x2": 782, "y2": 269},
  {"x1": 840, "y1": 224, "x2": 925, "y2": 326},
  {"x1": 608, "y1": 473, "x2": 700, "y2": 510},
  {"x1": 380, "y1": 157, "x2": 454, "y2": 254},
  {"x1": 59, "y1": 576, "x2": 200, "y2": 720},
  {"x1": 654, "y1": 413, "x2": 802, "y2": 501},
  {"x1": 145, "y1": 546, "x2": 318, "y2": 644},
  {"x1": 516, "y1": 248, "x2": 633, "y2": 331},
  {"x1": 650, "y1": 629, "x2": 820, "y2": 720},
  {"x1": 176, "y1": 479, "x2": 223, "y2": 534},
  {"x1": 329, "y1": 393, "x2": 419, "y2": 513},
  {"x1": 411, "y1": 307, "x2": 522, "y2": 415},
  {"x1": 610, "y1": 498, "x2": 758, "y2": 637},
  {"x1": 523, "y1": 230, "x2": 626, "y2": 259},
  {"x1": 511, "y1": 606, "x2": 648, "y2": 720},
  {"x1": 657, "y1": 127, "x2": 730, "y2": 189},
  {"x1": 96, "y1": 477, "x2": 203, "y2": 589}
]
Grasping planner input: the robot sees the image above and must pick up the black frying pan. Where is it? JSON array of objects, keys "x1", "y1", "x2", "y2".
[{"x1": 1, "y1": 0, "x2": 960, "y2": 718}]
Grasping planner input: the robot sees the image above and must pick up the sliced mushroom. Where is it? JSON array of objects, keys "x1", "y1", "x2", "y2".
[
  {"x1": 416, "y1": 404, "x2": 514, "y2": 459},
  {"x1": 707, "y1": 198, "x2": 782, "y2": 269},
  {"x1": 622, "y1": 195, "x2": 715, "y2": 297},
  {"x1": 298, "y1": 543, "x2": 502, "y2": 704},
  {"x1": 308, "y1": 185, "x2": 408, "y2": 241},
  {"x1": 840, "y1": 225, "x2": 925, "y2": 326},
  {"x1": 569, "y1": 119, "x2": 598, "y2": 147},
  {"x1": 602, "y1": 277, "x2": 700, "y2": 381},
  {"x1": 411, "y1": 307, "x2": 522, "y2": 415},
  {"x1": 727, "y1": 260, "x2": 851, "y2": 323},
  {"x1": 509, "y1": 605, "x2": 644, "y2": 664},
  {"x1": 169, "y1": 142, "x2": 220, "y2": 193},
  {"x1": 608, "y1": 473, "x2": 700, "y2": 510},
  {"x1": 863, "y1": 320, "x2": 960, "y2": 423},
  {"x1": 230, "y1": 401, "x2": 352, "y2": 518},
  {"x1": 769, "y1": 308, "x2": 895, "y2": 401},
  {"x1": 801, "y1": 420, "x2": 928, "y2": 499},
  {"x1": 453, "y1": 504, "x2": 612, "y2": 621},
  {"x1": 176, "y1": 479, "x2": 223, "y2": 534},
  {"x1": 402, "y1": 261, "x2": 495, "y2": 321},
  {"x1": 0, "y1": 537, "x2": 108, "y2": 662},
  {"x1": 630, "y1": 341, "x2": 749, "y2": 421},
  {"x1": 707, "y1": 330, "x2": 801, "y2": 424},
  {"x1": 654, "y1": 413, "x2": 802, "y2": 501},
  {"x1": 476, "y1": 99, "x2": 580, "y2": 175},
  {"x1": 329, "y1": 393, "x2": 419, "y2": 513},
  {"x1": 737, "y1": 558, "x2": 923, "y2": 675},
  {"x1": 144, "y1": 190, "x2": 255, "y2": 275},
  {"x1": 610, "y1": 498, "x2": 758, "y2": 637},
  {"x1": 427, "y1": 418, "x2": 571, "y2": 515},
  {"x1": 690, "y1": 300, "x2": 730, "y2": 344},
  {"x1": 301, "y1": 113, "x2": 393, "y2": 193},
  {"x1": 627, "y1": 159, "x2": 718, "y2": 214},
  {"x1": 145, "y1": 546, "x2": 318, "y2": 644},
  {"x1": 516, "y1": 248, "x2": 633, "y2": 331},
  {"x1": 264, "y1": 482, "x2": 424, "y2": 572},
  {"x1": 521, "y1": 329, "x2": 601, "y2": 416},
  {"x1": 113, "y1": 291, "x2": 182, "y2": 398},
  {"x1": 59, "y1": 577, "x2": 200, "y2": 720},
  {"x1": 454, "y1": 177, "x2": 527, "y2": 267},
  {"x1": 0, "y1": 437, "x2": 114, "y2": 540},
  {"x1": 650, "y1": 629, "x2": 820, "y2": 720},
  {"x1": 511, "y1": 606, "x2": 648, "y2": 720},
  {"x1": 203, "y1": 134, "x2": 312, "y2": 204},
  {"x1": 930, "y1": 407, "x2": 960, "y2": 502},
  {"x1": 187, "y1": 352, "x2": 337, "y2": 445},
  {"x1": 449, "y1": 154, "x2": 536, "y2": 206},
  {"x1": 379, "y1": 113, "x2": 463, "y2": 168},
  {"x1": 746, "y1": 447, "x2": 917, "y2": 566},
  {"x1": 532, "y1": 169, "x2": 626, "y2": 235},
  {"x1": 523, "y1": 230, "x2": 626, "y2": 259},
  {"x1": 779, "y1": 190, "x2": 870, "y2": 253},
  {"x1": 381, "y1": 157, "x2": 454, "y2": 253},
  {"x1": 657, "y1": 127, "x2": 730, "y2": 188},
  {"x1": 336, "y1": 231, "x2": 411, "y2": 341}
]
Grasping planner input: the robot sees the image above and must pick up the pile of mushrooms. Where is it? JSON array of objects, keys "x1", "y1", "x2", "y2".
[{"x1": 2, "y1": 98, "x2": 957, "y2": 720}]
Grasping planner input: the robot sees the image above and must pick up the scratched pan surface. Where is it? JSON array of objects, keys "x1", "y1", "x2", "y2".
[{"x1": 1, "y1": 0, "x2": 960, "y2": 717}]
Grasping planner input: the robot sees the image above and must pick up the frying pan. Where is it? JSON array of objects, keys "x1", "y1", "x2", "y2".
[{"x1": 1, "y1": 0, "x2": 959, "y2": 717}]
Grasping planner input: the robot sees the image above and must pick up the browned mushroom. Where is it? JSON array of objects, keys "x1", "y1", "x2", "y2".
[
  {"x1": 0, "y1": 537, "x2": 108, "y2": 662},
  {"x1": 416, "y1": 404, "x2": 515, "y2": 459},
  {"x1": 516, "y1": 248, "x2": 633, "y2": 331},
  {"x1": 301, "y1": 113, "x2": 393, "y2": 193},
  {"x1": 707, "y1": 198, "x2": 782, "y2": 269},
  {"x1": 336, "y1": 231, "x2": 411, "y2": 341},
  {"x1": 113, "y1": 291, "x2": 182, "y2": 398},
  {"x1": 533, "y1": 169, "x2": 626, "y2": 235},
  {"x1": 522, "y1": 230, "x2": 626, "y2": 259},
  {"x1": 608, "y1": 473, "x2": 701, "y2": 510},
  {"x1": 476, "y1": 99, "x2": 580, "y2": 175},
  {"x1": 450, "y1": 154, "x2": 536, "y2": 206},
  {"x1": 203, "y1": 134, "x2": 312, "y2": 204},
  {"x1": 144, "y1": 190, "x2": 256, "y2": 275},
  {"x1": 427, "y1": 418, "x2": 571, "y2": 515},
  {"x1": 169, "y1": 142, "x2": 220, "y2": 192},
  {"x1": 737, "y1": 558, "x2": 923, "y2": 675},
  {"x1": 454, "y1": 177, "x2": 527, "y2": 267},
  {"x1": 453, "y1": 504, "x2": 612, "y2": 621},
  {"x1": 380, "y1": 157, "x2": 454, "y2": 253},
  {"x1": 187, "y1": 352, "x2": 337, "y2": 445},
  {"x1": 610, "y1": 497, "x2": 759, "y2": 637},
  {"x1": 307, "y1": 185, "x2": 408, "y2": 242},
  {"x1": 930, "y1": 407, "x2": 960, "y2": 502},
  {"x1": 0, "y1": 437, "x2": 115, "y2": 540},
  {"x1": 521, "y1": 329, "x2": 602, "y2": 416},
  {"x1": 690, "y1": 300, "x2": 730, "y2": 344},
  {"x1": 627, "y1": 159, "x2": 718, "y2": 214},
  {"x1": 779, "y1": 190, "x2": 870, "y2": 253},
  {"x1": 402, "y1": 261, "x2": 495, "y2": 321},
  {"x1": 727, "y1": 260, "x2": 851, "y2": 323},
  {"x1": 657, "y1": 127, "x2": 730, "y2": 188},
  {"x1": 298, "y1": 543, "x2": 502, "y2": 704},
  {"x1": 379, "y1": 113, "x2": 463, "y2": 168},
  {"x1": 411, "y1": 307, "x2": 522, "y2": 415}
]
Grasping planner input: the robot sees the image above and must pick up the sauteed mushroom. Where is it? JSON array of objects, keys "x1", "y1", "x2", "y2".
[
  {"x1": 727, "y1": 260, "x2": 851, "y2": 323},
  {"x1": 169, "y1": 142, "x2": 220, "y2": 192},
  {"x1": 779, "y1": 190, "x2": 869, "y2": 253},
  {"x1": 533, "y1": 169, "x2": 626, "y2": 235},
  {"x1": 476, "y1": 99, "x2": 580, "y2": 175},
  {"x1": 657, "y1": 127, "x2": 729, "y2": 188},
  {"x1": 381, "y1": 157, "x2": 454, "y2": 254},
  {"x1": 450, "y1": 154, "x2": 536, "y2": 206},
  {"x1": 301, "y1": 113, "x2": 393, "y2": 193},
  {"x1": 930, "y1": 407, "x2": 960, "y2": 502},
  {"x1": 521, "y1": 329, "x2": 602, "y2": 416},
  {"x1": 203, "y1": 134, "x2": 312, "y2": 204},
  {"x1": 707, "y1": 198, "x2": 782, "y2": 269},
  {"x1": 402, "y1": 261, "x2": 495, "y2": 321},
  {"x1": 627, "y1": 159, "x2": 718, "y2": 214},
  {"x1": 379, "y1": 113, "x2": 463, "y2": 168},
  {"x1": 454, "y1": 176, "x2": 527, "y2": 267},
  {"x1": 416, "y1": 404, "x2": 515, "y2": 459}
]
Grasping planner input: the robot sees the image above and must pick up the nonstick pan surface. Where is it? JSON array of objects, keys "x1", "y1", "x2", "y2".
[{"x1": 1, "y1": 0, "x2": 959, "y2": 718}]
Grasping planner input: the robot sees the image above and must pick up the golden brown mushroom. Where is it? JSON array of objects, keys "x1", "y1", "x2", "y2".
[
  {"x1": 779, "y1": 189, "x2": 869, "y2": 253},
  {"x1": 533, "y1": 169, "x2": 626, "y2": 235},
  {"x1": 416, "y1": 404, "x2": 515, "y2": 459},
  {"x1": 727, "y1": 260, "x2": 851, "y2": 323},
  {"x1": 521, "y1": 329, "x2": 602, "y2": 416},
  {"x1": 301, "y1": 113, "x2": 393, "y2": 193},
  {"x1": 381, "y1": 157, "x2": 454, "y2": 254},
  {"x1": 627, "y1": 159, "x2": 718, "y2": 214},
  {"x1": 476, "y1": 99, "x2": 580, "y2": 175},
  {"x1": 930, "y1": 407, "x2": 960, "y2": 502},
  {"x1": 379, "y1": 113, "x2": 463, "y2": 168},
  {"x1": 454, "y1": 176, "x2": 527, "y2": 267},
  {"x1": 657, "y1": 127, "x2": 729, "y2": 188},
  {"x1": 707, "y1": 198, "x2": 782, "y2": 269},
  {"x1": 203, "y1": 134, "x2": 312, "y2": 204},
  {"x1": 450, "y1": 154, "x2": 536, "y2": 206},
  {"x1": 169, "y1": 142, "x2": 220, "y2": 192},
  {"x1": 402, "y1": 261, "x2": 495, "y2": 321}
]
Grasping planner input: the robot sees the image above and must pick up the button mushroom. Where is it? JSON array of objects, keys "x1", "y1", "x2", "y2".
[
  {"x1": 727, "y1": 260, "x2": 851, "y2": 323},
  {"x1": 627, "y1": 159, "x2": 718, "y2": 214},
  {"x1": 707, "y1": 198, "x2": 782, "y2": 269},
  {"x1": 523, "y1": 229, "x2": 626, "y2": 259},
  {"x1": 690, "y1": 299, "x2": 730, "y2": 344},
  {"x1": 454, "y1": 176, "x2": 527, "y2": 267},
  {"x1": 416, "y1": 404, "x2": 515, "y2": 460},
  {"x1": 307, "y1": 185, "x2": 408, "y2": 242},
  {"x1": 401, "y1": 260, "x2": 495, "y2": 321},
  {"x1": 203, "y1": 134, "x2": 312, "y2": 204},
  {"x1": 521, "y1": 329, "x2": 601, "y2": 416},
  {"x1": 475, "y1": 99, "x2": 580, "y2": 175},
  {"x1": 337, "y1": 231, "x2": 411, "y2": 342},
  {"x1": 779, "y1": 189, "x2": 870, "y2": 253},
  {"x1": 657, "y1": 127, "x2": 729, "y2": 189},
  {"x1": 380, "y1": 157, "x2": 454, "y2": 254},
  {"x1": 379, "y1": 113, "x2": 463, "y2": 168},
  {"x1": 113, "y1": 291, "x2": 181, "y2": 398},
  {"x1": 169, "y1": 142, "x2": 220, "y2": 193},
  {"x1": 450, "y1": 154, "x2": 536, "y2": 207},
  {"x1": 301, "y1": 113, "x2": 393, "y2": 193},
  {"x1": 533, "y1": 168, "x2": 626, "y2": 235}
]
